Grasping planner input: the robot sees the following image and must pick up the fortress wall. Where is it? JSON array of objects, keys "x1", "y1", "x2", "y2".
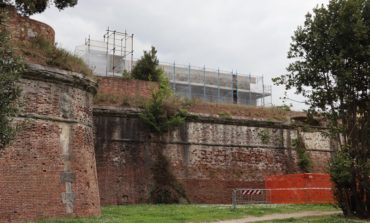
[
  {"x1": 0, "y1": 64, "x2": 100, "y2": 223},
  {"x1": 3, "y1": 6, "x2": 55, "y2": 44},
  {"x1": 93, "y1": 107, "x2": 333, "y2": 205}
]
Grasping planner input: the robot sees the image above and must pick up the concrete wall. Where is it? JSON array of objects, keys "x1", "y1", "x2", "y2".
[
  {"x1": 93, "y1": 107, "x2": 333, "y2": 205},
  {"x1": 0, "y1": 64, "x2": 100, "y2": 222}
]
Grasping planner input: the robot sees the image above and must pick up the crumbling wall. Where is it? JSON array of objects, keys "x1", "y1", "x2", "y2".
[
  {"x1": 0, "y1": 64, "x2": 100, "y2": 223},
  {"x1": 93, "y1": 107, "x2": 333, "y2": 205}
]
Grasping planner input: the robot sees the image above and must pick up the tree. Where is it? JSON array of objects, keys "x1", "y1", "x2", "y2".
[
  {"x1": 0, "y1": 0, "x2": 77, "y2": 15},
  {"x1": 131, "y1": 46, "x2": 162, "y2": 82},
  {"x1": 273, "y1": 0, "x2": 369, "y2": 218}
]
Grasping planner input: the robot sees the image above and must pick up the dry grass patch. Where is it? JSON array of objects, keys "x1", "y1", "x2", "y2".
[
  {"x1": 188, "y1": 101, "x2": 303, "y2": 121},
  {"x1": 13, "y1": 36, "x2": 93, "y2": 77}
]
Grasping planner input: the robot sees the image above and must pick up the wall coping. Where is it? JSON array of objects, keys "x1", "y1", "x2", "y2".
[
  {"x1": 23, "y1": 63, "x2": 98, "y2": 94},
  {"x1": 93, "y1": 106, "x2": 326, "y2": 130}
]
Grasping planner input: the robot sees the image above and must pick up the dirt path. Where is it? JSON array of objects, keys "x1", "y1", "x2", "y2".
[{"x1": 214, "y1": 211, "x2": 342, "y2": 223}]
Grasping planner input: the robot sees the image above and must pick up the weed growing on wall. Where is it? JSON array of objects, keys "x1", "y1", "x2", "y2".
[
  {"x1": 140, "y1": 71, "x2": 186, "y2": 133},
  {"x1": 258, "y1": 129, "x2": 270, "y2": 144},
  {"x1": 292, "y1": 130, "x2": 312, "y2": 173},
  {"x1": 140, "y1": 69, "x2": 188, "y2": 203},
  {"x1": 0, "y1": 11, "x2": 24, "y2": 149}
]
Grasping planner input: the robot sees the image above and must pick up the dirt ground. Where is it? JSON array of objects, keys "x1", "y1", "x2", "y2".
[{"x1": 213, "y1": 211, "x2": 342, "y2": 223}]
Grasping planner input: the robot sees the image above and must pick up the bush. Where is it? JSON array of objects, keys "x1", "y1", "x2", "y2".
[
  {"x1": 140, "y1": 72, "x2": 188, "y2": 204},
  {"x1": 131, "y1": 46, "x2": 162, "y2": 82}
]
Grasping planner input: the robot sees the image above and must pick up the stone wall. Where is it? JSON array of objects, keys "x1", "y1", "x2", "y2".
[
  {"x1": 93, "y1": 107, "x2": 333, "y2": 205},
  {"x1": 0, "y1": 64, "x2": 100, "y2": 222}
]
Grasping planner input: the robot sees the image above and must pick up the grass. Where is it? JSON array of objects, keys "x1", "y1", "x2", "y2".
[
  {"x1": 15, "y1": 35, "x2": 93, "y2": 77},
  {"x1": 35, "y1": 204, "x2": 338, "y2": 223},
  {"x1": 262, "y1": 214, "x2": 368, "y2": 223}
]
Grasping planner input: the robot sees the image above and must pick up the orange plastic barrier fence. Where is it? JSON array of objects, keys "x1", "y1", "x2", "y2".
[{"x1": 265, "y1": 173, "x2": 335, "y2": 204}]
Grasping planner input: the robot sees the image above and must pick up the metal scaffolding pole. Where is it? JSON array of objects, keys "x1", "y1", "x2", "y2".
[
  {"x1": 249, "y1": 73, "x2": 252, "y2": 105},
  {"x1": 236, "y1": 71, "x2": 238, "y2": 104},
  {"x1": 104, "y1": 27, "x2": 110, "y2": 76},
  {"x1": 112, "y1": 30, "x2": 116, "y2": 76},
  {"x1": 217, "y1": 68, "x2": 220, "y2": 103},
  {"x1": 203, "y1": 65, "x2": 206, "y2": 100},
  {"x1": 188, "y1": 64, "x2": 191, "y2": 98},
  {"x1": 131, "y1": 34, "x2": 134, "y2": 71},
  {"x1": 262, "y1": 75, "x2": 265, "y2": 107},
  {"x1": 173, "y1": 62, "x2": 176, "y2": 92}
]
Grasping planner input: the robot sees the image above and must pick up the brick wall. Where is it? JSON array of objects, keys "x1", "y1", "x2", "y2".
[
  {"x1": 0, "y1": 64, "x2": 100, "y2": 223},
  {"x1": 3, "y1": 6, "x2": 55, "y2": 44},
  {"x1": 97, "y1": 77, "x2": 158, "y2": 98},
  {"x1": 93, "y1": 107, "x2": 333, "y2": 205}
]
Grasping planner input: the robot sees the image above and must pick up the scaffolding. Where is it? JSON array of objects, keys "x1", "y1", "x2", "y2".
[
  {"x1": 75, "y1": 30, "x2": 272, "y2": 106},
  {"x1": 75, "y1": 28, "x2": 134, "y2": 76}
]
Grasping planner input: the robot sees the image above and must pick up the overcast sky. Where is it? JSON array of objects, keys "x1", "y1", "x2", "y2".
[{"x1": 32, "y1": 0, "x2": 329, "y2": 110}]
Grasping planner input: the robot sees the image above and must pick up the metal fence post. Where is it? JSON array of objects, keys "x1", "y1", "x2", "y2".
[{"x1": 232, "y1": 189, "x2": 237, "y2": 209}]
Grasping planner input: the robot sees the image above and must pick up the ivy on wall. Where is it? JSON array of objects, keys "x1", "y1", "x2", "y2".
[
  {"x1": 292, "y1": 129, "x2": 312, "y2": 173},
  {"x1": 0, "y1": 10, "x2": 24, "y2": 149}
]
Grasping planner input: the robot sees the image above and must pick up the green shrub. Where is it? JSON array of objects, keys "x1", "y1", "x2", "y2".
[
  {"x1": 258, "y1": 129, "x2": 270, "y2": 144},
  {"x1": 140, "y1": 72, "x2": 188, "y2": 204},
  {"x1": 131, "y1": 46, "x2": 162, "y2": 81},
  {"x1": 292, "y1": 132, "x2": 312, "y2": 173}
]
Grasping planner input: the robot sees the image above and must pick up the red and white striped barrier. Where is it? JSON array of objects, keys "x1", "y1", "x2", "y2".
[{"x1": 242, "y1": 189, "x2": 262, "y2": 195}]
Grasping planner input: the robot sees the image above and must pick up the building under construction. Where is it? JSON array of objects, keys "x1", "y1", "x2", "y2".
[{"x1": 75, "y1": 29, "x2": 271, "y2": 106}]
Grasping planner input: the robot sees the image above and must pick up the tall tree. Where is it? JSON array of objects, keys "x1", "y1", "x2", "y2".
[
  {"x1": 131, "y1": 46, "x2": 162, "y2": 82},
  {"x1": 0, "y1": 0, "x2": 77, "y2": 15},
  {"x1": 273, "y1": 0, "x2": 369, "y2": 218}
]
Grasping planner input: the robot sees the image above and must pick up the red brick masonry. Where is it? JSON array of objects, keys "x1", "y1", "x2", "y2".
[
  {"x1": 0, "y1": 65, "x2": 100, "y2": 223},
  {"x1": 265, "y1": 173, "x2": 335, "y2": 204},
  {"x1": 97, "y1": 77, "x2": 158, "y2": 98}
]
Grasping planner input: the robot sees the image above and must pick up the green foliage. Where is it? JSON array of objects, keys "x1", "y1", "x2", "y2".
[
  {"x1": 291, "y1": 132, "x2": 312, "y2": 173},
  {"x1": 140, "y1": 71, "x2": 188, "y2": 204},
  {"x1": 122, "y1": 69, "x2": 132, "y2": 79},
  {"x1": 218, "y1": 111, "x2": 232, "y2": 119},
  {"x1": 0, "y1": 0, "x2": 77, "y2": 15},
  {"x1": 140, "y1": 72, "x2": 186, "y2": 133},
  {"x1": 0, "y1": 12, "x2": 24, "y2": 149},
  {"x1": 273, "y1": 0, "x2": 370, "y2": 218},
  {"x1": 131, "y1": 46, "x2": 162, "y2": 82},
  {"x1": 258, "y1": 129, "x2": 271, "y2": 144}
]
